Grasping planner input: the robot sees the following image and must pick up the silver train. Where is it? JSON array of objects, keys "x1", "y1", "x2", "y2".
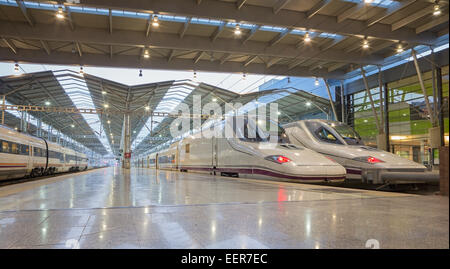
[
  {"x1": 135, "y1": 117, "x2": 347, "y2": 183},
  {"x1": 0, "y1": 125, "x2": 88, "y2": 180},
  {"x1": 283, "y1": 119, "x2": 429, "y2": 184}
]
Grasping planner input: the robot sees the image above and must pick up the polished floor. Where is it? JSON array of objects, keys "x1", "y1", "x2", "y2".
[{"x1": 0, "y1": 167, "x2": 448, "y2": 249}]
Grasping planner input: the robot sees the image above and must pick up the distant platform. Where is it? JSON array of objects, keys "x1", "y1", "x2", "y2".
[{"x1": 0, "y1": 167, "x2": 448, "y2": 249}]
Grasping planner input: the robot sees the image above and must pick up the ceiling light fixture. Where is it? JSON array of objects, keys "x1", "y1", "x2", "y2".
[
  {"x1": 102, "y1": 91, "x2": 107, "y2": 95},
  {"x1": 243, "y1": 73, "x2": 246, "y2": 80},
  {"x1": 14, "y1": 63, "x2": 19, "y2": 73},
  {"x1": 152, "y1": 15, "x2": 160, "y2": 27},
  {"x1": 79, "y1": 66, "x2": 84, "y2": 75},
  {"x1": 139, "y1": 69, "x2": 142, "y2": 77},
  {"x1": 56, "y1": 6, "x2": 64, "y2": 19},
  {"x1": 314, "y1": 77, "x2": 319, "y2": 86},
  {"x1": 304, "y1": 32, "x2": 311, "y2": 43},
  {"x1": 193, "y1": 71, "x2": 197, "y2": 79},
  {"x1": 145, "y1": 106, "x2": 150, "y2": 111},
  {"x1": 143, "y1": 49, "x2": 150, "y2": 58},
  {"x1": 362, "y1": 38, "x2": 369, "y2": 49},
  {"x1": 45, "y1": 101, "x2": 51, "y2": 106},
  {"x1": 234, "y1": 24, "x2": 241, "y2": 35},
  {"x1": 396, "y1": 44, "x2": 404, "y2": 53},
  {"x1": 104, "y1": 104, "x2": 109, "y2": 108},
  {"x1": 433, "y1": 4, "x2": 441, "y2": 16}
]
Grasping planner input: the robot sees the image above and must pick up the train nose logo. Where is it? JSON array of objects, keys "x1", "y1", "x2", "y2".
[{"x1": 365, "y1": 239, "x2": 380, "y2": 249}]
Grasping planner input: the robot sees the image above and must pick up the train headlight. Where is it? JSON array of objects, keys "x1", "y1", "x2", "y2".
[
  {"x1": 265, "y1": 155, "x2": 291, "y2": 164},
  {"x1": 353, "y1": 156, "x2": 384, "y2": 164}
]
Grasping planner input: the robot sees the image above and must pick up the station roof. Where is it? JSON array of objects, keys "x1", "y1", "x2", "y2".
[
  {"x1": 1, "y1": 70, "x2": 332, "y2": 156},
  {"x1": 0, "y1": 0, "x2": 448, "y2": 80}
]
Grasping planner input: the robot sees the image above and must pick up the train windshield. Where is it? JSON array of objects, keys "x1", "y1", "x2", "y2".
[
  {"x1": 329, "y1": 122, "x2": 364, "y2": 145},
  {"x1": 233, "y1": 117, "x2": 290, "y2": 144}
]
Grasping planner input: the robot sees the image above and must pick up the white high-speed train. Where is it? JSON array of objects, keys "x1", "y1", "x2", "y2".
[
  {"x1": 0, "y1": 125, "x2": 88, "y2": 181},
  {"x1": 283, "y1": 119, "x2": 428, "y2": 184},
  {"x1": 136, "y1": 117, "x2": 347, "y2": 183}
]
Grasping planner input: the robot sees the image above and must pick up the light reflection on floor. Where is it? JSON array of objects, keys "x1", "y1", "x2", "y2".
[{"x1": 0, "y1": 167, "x2": 448, "y2": 249}]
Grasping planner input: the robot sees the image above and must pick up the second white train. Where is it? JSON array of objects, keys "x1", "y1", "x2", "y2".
[{"x1": 135, "y1": 117, "x2": 347, "y2": 183}]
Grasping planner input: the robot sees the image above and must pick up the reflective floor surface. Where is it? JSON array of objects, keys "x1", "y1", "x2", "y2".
[{"x1": 0, "y1": 167, "x2": 448, "y2": 249}]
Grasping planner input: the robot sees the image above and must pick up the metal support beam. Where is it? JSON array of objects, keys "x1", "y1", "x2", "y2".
[
  {"x1": 243, "y1": 55, "x2": 258, "y2": 67},
  {"x1": 210, "y1": 22, "x2": 226, "y2": 42},
  {"x1": 378, "y1": 67, "x2": 384, "y2": 130},
  {"x1": 416, "y1": 14, "x2": 449, "y2": 34},
  {"x1": 337, "y1": 2, "x2": 366, "y2": 23},
  {"x1": 242, "y1": 25, "x2": 260, "y2": 44},
  {"x1": 0, "y1": 47, "x2": 346, "y2": 78},
  {"x1": 273, "y1": 0, "x2": 290, "y2": 14},
  {"x1": 2, "y1": 38, "x2": 17, "y2": 54},
  {"x1": 367, "y1": 0, "x2": 417, "y2": 27},
  {"x1": 236, "y1": 0, "x2": 247, "y2": 10},
  {"x1": 193, "y1": 51, "x2": 204, "y2": 64},
  {"x1": 436, "y1": 67, "x2": 445, "y2": 147},
  {"x1": 179, "y1": 17, "x2": 191, "y2": 39},
  {"x1": 320, "y1": 36, "x2": 348, "y2": 51},
  {"x1": 360, "y1": 67, "x2": 381, "y2": 133},
  {"x1": 0, "y1": 21, "x2": 385, "y2": 65},
  {"x1": 392, "y1": 5, "x2": 435, "y2": 31},
  {"x1": 323, "y1": 78, "x2": 338, "y2": 121},
  {"x1": 411, "y1": 49, "x2": 435, "y2": 126},
  {"x1": 16, "y1": 0, "x2": 34, "y2": 27},
  {"x1": 122, "y1": 113, "x2": 131, "y2": 169},
  {"x1": 307, "y1": 0, "x2": 332, "y2": 19},
  {"x1": 75, "y1": 42, "x2": 82, "y2": 57},
  {"x1": 269, "y1": 28, "x2": 291, "y2": 46},
  {"x1": 383, "y1": 82, "x2": 390, "y2": 151},
  {"x1": 65, "y1": 6, "x2": 75, "y2": 31},
  {"x1": 109, "y1": 9, "x2": 113, "y2": 34},
  {"x1": 54, "y1": 0, "x2": 437, "y2": 45},
  {"x1": 40, "y1": 40, "x2": 51, "y2": 55}
]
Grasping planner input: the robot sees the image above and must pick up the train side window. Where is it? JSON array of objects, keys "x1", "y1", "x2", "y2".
[
  {"x1": 185, "y1": 144, "x2": 190, "y2": 153},
  {"x1": 20, "y1": 144, "x2": 29, "y2": 155},
  {"x1": 2, "y1": 141, "x2": 10, "y2": 153}
]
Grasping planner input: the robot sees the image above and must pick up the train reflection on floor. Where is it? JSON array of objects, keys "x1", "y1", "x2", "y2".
[{"x1": 0, "y1": 167, "x2": 448, "y2": 249}]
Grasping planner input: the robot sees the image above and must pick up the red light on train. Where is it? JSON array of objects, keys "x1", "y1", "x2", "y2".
[
  {"x1": 276, "y1": 156, "x2": 291, "y2": 163},
  {"x1": 367, "y1": 157, "x2": 382, "y2": 163}
]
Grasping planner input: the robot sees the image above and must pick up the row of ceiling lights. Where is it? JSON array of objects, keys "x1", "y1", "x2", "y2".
[{"x1": 49, "y1": 1, "x2": 443, "y2": 67}]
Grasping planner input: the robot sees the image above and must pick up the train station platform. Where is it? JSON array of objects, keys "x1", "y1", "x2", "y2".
[{"x1": 0, "y1": 167, "x2": 448, "y2": 249}]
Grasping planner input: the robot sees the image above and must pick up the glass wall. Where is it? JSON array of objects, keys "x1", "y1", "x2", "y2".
[{"x1": 349, "y1": 66, "x2": 449, "y2": 165}]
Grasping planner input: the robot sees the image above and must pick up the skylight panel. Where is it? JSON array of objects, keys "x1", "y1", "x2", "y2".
[
  {"x1": 54, "y1": 71, "x2": 113, "y2": 156},
  {"x1": 132, "y1": 83, "x2": 197, "y2": 150}
]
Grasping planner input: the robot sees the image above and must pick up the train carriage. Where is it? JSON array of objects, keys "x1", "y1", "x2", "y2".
[
  {"x1": 146, "y1": 116, "x2": 347, "y2": 183},
  {"x1": 0, "y1": 125, "x2": 89, "y2": 181}
]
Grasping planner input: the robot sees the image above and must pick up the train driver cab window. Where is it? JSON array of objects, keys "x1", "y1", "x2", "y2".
[
  {"x1": 305, "y1": 121, "x2": 342, "y2": 145},
  {"x1": 2, "y1": 141, "x2": 10, "y2": 153},
  {"x1": 329, "y1": 123, "x2": 363, "y2": 145}
]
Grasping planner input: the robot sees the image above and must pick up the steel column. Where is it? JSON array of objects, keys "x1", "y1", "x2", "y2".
[
  {"x1": 323, "y1": 78, "x2": 338, "y2": 121},
  {"x1": 384, "y1": 82, "x2": 390, "y2": 152},
  {"x1": 436, "y1": 67, "x2": 445, "y2": 147},
  {"x1": 360, "y1": 67, "x2": 381, "y2": 133},
  {"x1": 411, "y1": 49, "x2": 435, "y2": 126}
]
